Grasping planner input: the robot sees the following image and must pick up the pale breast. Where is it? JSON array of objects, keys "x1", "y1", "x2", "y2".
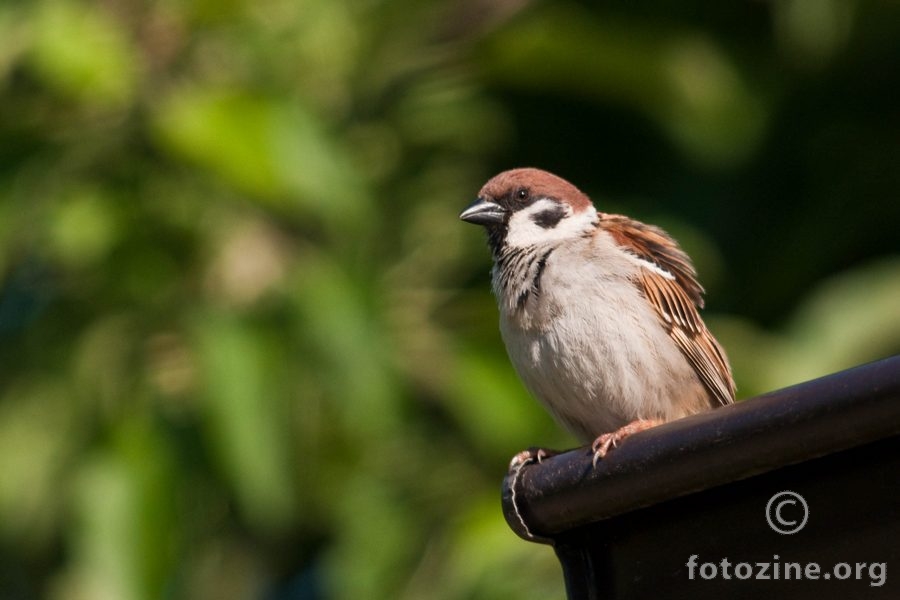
[{"x1": 497, "y1": 240, "x2": 710, "y2": 442}]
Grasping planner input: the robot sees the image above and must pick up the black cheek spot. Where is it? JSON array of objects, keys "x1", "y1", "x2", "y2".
[{"x1": 531, "y1": 205, "x2": 566, "y2": 229}]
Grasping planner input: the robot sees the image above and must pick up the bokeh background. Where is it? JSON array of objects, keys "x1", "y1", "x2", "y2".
[{"x1": 1, "y1": 0, "x2": 898, "y2": 598}]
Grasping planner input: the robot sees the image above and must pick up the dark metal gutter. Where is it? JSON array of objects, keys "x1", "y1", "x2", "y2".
[{"x1": 501, "y1": 355, "x2": 900, "y2": 598}]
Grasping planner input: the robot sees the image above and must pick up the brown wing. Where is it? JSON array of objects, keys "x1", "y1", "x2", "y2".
[{"x1": 603, "y1": 214, "x2": 736, "y2": 406}]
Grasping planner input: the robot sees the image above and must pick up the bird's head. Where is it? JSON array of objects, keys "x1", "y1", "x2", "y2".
[{"x1": 460, "y1": 168, "x2": 598, "y2": 254}]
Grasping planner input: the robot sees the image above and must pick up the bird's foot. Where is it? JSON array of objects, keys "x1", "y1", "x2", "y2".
[
  {"x1": 591, "y1": 418, "x2": 663, "y2": 467},
  {"x1": 508, "y1": 447, "x2": 557, "y2": 475}
]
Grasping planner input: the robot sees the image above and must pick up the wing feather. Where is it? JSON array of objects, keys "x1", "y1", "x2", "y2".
[{"x1": 604, "y1": 214, "x2": 735, "y2": 406}]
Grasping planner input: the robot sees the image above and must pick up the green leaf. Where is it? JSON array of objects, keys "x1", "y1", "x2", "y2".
[
  {"x1": 49, "y1": 186, "x2": 120, "y2": 267},
  {"x1": 61, "y1": 419, "x2": 178, "y2": 600},
  {"x1": 152, "y1": 88, "x2": 367, "y2": 225},
  {"x1": 27, "y1": 0, "x2": 138, "y2": 107},
  {"x1": 193, "y1": 313, "x2": 297, "y2": 534}
]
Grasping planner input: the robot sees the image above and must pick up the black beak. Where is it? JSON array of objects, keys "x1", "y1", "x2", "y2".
[{"x1": 459, "y1": 197, "x2": 507, "y2": 226}]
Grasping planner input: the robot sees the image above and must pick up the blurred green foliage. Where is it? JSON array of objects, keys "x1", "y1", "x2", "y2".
[{"x1": 0, "y1": 1, "x2": 898, "y2": 599}]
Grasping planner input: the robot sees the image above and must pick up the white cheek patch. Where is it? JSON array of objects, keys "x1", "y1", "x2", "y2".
[{"x1": 505, "y1": 199, "x2": 598, "y2": 248}]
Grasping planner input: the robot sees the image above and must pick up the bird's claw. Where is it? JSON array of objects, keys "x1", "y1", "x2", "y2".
[
  {"x1": 508, "y1": 447, "x2": 555, "y2": 474},
  {"x1": 591, "y1": 434, "x2": 618, "y2": 467},
  {"x1": 590, "y1": 418, "x2": 664, "y2": 467}
]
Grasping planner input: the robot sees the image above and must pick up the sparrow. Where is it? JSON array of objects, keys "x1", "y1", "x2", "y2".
[{"x1": 460, "y1": 168, "x2": 735, "y2": 467}]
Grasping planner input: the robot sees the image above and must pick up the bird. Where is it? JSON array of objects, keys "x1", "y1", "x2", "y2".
[{"x1": 459, "y1": 168, "x2": 735, "y2": 468}]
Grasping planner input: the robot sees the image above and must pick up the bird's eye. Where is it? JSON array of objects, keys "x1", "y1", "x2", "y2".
[{"x1": 515, "y1": 188, "x2": 529, "y2": 202}]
